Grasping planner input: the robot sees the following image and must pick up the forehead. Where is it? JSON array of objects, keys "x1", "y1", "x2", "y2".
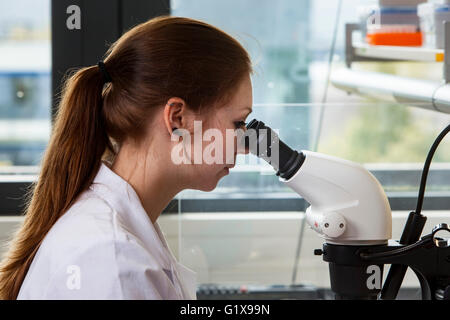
[
  {"x1": 227, "y1": 75, "x2": 253, "y2": 110},
  {"x1": 201, "y1": 75, "x2": 252, "y2": 123}
]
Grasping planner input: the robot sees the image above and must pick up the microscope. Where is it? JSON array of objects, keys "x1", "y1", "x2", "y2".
[{"x1": 244, "y1": 119, "x2": 450, "y2": 300}]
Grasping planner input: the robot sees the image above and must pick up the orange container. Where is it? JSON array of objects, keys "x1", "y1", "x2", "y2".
[{"x1": 366, "y1": 32, "x2": 423, "y2": 46}]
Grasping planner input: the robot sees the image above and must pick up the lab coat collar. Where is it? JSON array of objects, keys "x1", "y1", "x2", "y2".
[
  {"x1": 90, "y1": 161, "x2": 173, "y2": 270},
  {"x1": 89, "y1": 161, "x2": 197, "y2": 299}
]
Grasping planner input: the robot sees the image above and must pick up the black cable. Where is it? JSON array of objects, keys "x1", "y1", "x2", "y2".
[
  {"x1": 360, "y1": 237, "x2": 429, "y2": 261},
  {"x1": 415, "y1": 123, "x2": 450, "y2": 215},
  {"x1": 380, "y1": 123, "x2": 450, "y2": 300}
]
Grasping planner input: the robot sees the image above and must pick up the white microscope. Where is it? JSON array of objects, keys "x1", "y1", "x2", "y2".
[{"x1": 245, "y1": 119, "x2": 450, "y2": 300}]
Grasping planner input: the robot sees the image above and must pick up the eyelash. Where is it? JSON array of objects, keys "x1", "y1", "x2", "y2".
[{"x1": 234, "y1": 121, "x2": 247, "y2": 129}]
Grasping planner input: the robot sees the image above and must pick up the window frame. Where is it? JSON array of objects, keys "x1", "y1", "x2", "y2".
[{"x1": 1, "y1": 168, "x2": 449, "y2": 215}]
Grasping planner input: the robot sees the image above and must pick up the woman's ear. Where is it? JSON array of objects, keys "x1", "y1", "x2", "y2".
[{"x1": 163, "y1": 98, "x2": 186, "y2": 136}]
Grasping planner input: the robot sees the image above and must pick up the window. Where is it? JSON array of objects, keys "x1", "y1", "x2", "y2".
[
  {"x1": 0, "y1": 0, "x2": 446, "y2": 293},
  {"x1": 172, "y1": 0, "x2": 450, "y2": 212},
  {"x1": 0, "y1": 0, "x2": 51, "y2": 169},
  {"x1": 172, "y1": 0, "x2": 450, "y2": 291}
]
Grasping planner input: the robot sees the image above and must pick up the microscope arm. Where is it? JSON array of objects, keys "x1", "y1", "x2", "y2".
[
  {"x1": 282, "y1": 150, "x2": 392, "y2": 245},
  {"x1": 244, "y1": 119, "x2": 391, "y2": 245}
]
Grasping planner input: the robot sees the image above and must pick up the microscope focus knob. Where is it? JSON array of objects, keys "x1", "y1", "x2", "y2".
[
  {"x1": 432, "y1": 223, "x2": 450, "y2": 248},
  {"x1": 314, "y1": 249, "x2": 323, "y2": 256},
  {"x1": 321, "y1": 212, "x2": 346, "y2": 238}
]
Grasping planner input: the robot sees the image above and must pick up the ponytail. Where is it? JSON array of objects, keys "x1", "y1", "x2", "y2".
[{"x1": 0, "y1": 65, "x2": 113, "y2": 299}]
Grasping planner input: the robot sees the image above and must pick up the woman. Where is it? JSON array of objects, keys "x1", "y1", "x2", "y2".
[{"x1": 0, "y1": 16, "x2": 253, "y2": 299}]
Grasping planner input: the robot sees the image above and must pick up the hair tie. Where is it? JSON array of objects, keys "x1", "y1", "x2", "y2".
[{"x1": 97, "y1": 61, "x2": 112, "y2": 84}]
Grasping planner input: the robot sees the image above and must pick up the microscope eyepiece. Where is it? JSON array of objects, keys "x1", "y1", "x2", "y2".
[{"x1": 244, "y1": 119, "x2": 305, "y2": 180}]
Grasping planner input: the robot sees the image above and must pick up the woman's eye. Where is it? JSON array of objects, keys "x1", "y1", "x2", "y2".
[{"x1": 234, "y1": 121, "x2": 247, "y2": 129}]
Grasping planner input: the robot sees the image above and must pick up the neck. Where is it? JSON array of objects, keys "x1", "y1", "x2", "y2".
[{"x1": 110, "y1": 144, "x2": 183, "y2": 224}]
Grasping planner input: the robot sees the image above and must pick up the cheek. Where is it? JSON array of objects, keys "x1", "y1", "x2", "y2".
[
  {"x1": 224, "y1": 128, "x2": 238, "y2": 164},
  {"x1": 189, "y1": 115, "x2": 237, "y2": 168},
  {"x1": 221, "y1": 127, "x2": 238, "y2": 165},
  {"x1": 203, "y1": 123, "x2": 231, "y2": 165}
]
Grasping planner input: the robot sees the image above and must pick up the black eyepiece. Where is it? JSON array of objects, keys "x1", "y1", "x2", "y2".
[{"x1": 244, "y1": 119, "x2": 305, "y2": 180}]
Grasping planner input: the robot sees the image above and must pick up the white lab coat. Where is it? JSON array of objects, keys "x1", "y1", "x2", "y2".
[{"x1": 17, "y1": 161, "x2": 197, "y2": 300}]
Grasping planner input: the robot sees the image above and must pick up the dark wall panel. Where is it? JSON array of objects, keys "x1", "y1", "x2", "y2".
[{"x1": 51, "y1": 0, "x2": 170, "y2": 121}]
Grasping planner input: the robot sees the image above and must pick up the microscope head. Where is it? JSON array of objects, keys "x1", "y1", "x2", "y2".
[{"x1": 245, "y1": 119, "x2": 392, "y2": 245}]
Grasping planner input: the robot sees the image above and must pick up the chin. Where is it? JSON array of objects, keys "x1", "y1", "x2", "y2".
[
  {"x1": 198, "y1": 173, "x2": 227, "y2": 192},
  {"x1": 194, "y1": 180, "x2": 217, "y2": 192},
  {"x1": 199, "y1": 184, "x2": 217, "y2": 192},
  {"x1": 192, "y1": 168, "x2": 229, "y2": 192}
]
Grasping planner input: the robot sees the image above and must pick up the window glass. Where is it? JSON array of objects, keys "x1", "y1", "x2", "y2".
[
  {"x1": 0, "y1": 0, "x2": 51, "y2": 170},
  {"x1": 172, "y1": 0, "x2": 450, "y2": 291},
  {"x1": 173, "y1": 0, "x2": 450, "y2": 202}
]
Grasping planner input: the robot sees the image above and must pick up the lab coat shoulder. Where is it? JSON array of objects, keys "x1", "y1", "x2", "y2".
[
  {"x1": 42, "y1": 229, "x2": 175, "y2": 300},
  {"x1": 18, "y1": 190, "x2": 176, "y2": 300}
]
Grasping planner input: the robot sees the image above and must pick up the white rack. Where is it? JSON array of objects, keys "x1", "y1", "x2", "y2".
[
  {"x1": 331, "y1": 22, "x2": 450, "y2": 114},
  {"x1": 353, "y1": 42, "x2": 444, "y2": 63}
]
